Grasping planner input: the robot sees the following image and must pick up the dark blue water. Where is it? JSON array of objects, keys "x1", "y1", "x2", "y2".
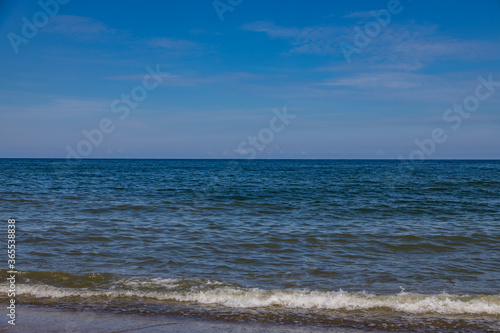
[{"x1": 1, "y1": 159, "x2": 499, "y2": 331}]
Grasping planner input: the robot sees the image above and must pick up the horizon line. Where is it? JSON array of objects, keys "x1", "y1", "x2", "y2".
[{"x1": 1, "y1": 158, "x2": 499, "y2": 161}]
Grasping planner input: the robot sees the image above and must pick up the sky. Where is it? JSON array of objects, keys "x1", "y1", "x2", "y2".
[{"x1": 1, "y1": 0, "x2": 499, "y2": 159}]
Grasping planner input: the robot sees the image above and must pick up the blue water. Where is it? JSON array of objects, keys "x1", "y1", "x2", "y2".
[{"x1": 1, "y1": 159, "x2": 499, "y2": 331}]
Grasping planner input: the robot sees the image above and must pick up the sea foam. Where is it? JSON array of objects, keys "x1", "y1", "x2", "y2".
[{"x1": 9, "y1": 281, "x2": 500, "y2": 316}]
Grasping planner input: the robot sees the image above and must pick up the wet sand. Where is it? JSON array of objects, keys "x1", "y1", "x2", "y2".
[{"x1": 1, "y1": 305, "x2": 367, "y2": 333}]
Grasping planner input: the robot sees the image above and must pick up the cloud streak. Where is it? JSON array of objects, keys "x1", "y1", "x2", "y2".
[
  {"x1": 242, "y1": 21, "x2": 500, "y2": 69},
  {"x1": 45, "y1": 15, "x2": 124, "y2": 40},
  {"x1": 44, "y1": 15, "x2": 204, "y2": 55},
  {"x1": 147, "y1": 37, "x2": 202, "y2": 52},
  {"x1": 342, "y1": 10, "x2": 388, "y2": 19}
]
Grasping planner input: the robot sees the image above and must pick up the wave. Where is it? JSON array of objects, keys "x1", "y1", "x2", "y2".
[
  {"x1": 2, "y1": 270, "x2": 500, "y2": 317},
  {"x1": 14, "y1": 284, "x2": 500, "y2": 315}
]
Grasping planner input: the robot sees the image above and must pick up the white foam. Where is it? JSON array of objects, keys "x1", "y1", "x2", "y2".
[
  {"x1": 115, "y1": 277, "x2": 184, "y2": 290},
  {"x1": 8, "y1": 283, "x2": 500, "y2": 316}
]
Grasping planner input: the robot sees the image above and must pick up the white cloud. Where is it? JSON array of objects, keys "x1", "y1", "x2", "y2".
[
  {"x1": 242, "y1": 21, "x2": 500, "y2": 69},
  {"x1": 343, "y1": 10, "x2": 388, "y2": 19},
  {"x1": 148, "y1": 37, "x2": 200, "y2": 51},
  {"x1": 106, "y1": 71, "x2": 265, "y2": 87},
  {"x1": 319, "y1": 72, "x2": 424, "y2": 89},
  {"x1": 242, "y1": 21, "x2": 348, "y2": 55},
  {"x1": 45, "y1": 15, "x2": 124, "y2": 40},
  {"x1": 44, "y1": 15, "x2": 203, "y2": 55}
]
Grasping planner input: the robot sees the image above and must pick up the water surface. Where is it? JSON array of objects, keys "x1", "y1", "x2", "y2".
[{"x1": 1, "y1": 159, "x2": 499, "y2": 332}]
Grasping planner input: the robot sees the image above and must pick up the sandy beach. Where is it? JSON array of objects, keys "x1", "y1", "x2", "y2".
[{"x1": 2, "y1": 305, "x2": 366, "y2": 333}]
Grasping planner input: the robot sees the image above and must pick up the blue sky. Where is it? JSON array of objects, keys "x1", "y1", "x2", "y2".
[{"x1": 1, "y1": 0, "x2": 499, "y2": 159}]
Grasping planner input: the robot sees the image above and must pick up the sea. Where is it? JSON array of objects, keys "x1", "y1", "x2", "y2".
[{"x1": 1, "y1": 159, "x2": 499, "y2": 332}]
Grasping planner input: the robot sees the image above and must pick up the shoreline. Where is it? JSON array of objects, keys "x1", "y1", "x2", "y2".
[{"x1": 1, "y1": 305, "x2": 367, "y2": 333}]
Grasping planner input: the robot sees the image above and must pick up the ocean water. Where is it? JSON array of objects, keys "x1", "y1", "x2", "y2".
[{"x1": 1, "y1": 159, "x2": 499, "y2": 332}]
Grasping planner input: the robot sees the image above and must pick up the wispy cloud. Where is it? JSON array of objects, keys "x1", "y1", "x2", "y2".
[
  {"x1": 44, "y1": 15, "x2": 204, "y2": 55},
  {"x1": 0, "y1": 94, "x2": 109, "y2": 118},
  {"x1": 242, "y1": 21, "x2": 302, "y2": 39},
  {"x1": 147, "y1": 37, "x2": 201, "y2": 52},
  {"x1": 106, "y1": 71, "x2": 265, "y2": 87},
  {"x1": 343, "y1": 10, "x2": 387, "y2": 19},
  {"x1": 242, "y1": 21, "x2": 347, "y2": 55},
  {"x1": 188, "y1": 28, "x2": 222, "y2": 36},
  {"x1": 242, "y1": 21, "x2": 500, "y2": 69},
  {"x1": 376, "y1": 24, "x2": 500, "y2": 65},
  {"x1": 319, "y1": 72, "x2": 424, "y2": 89},
  {"x1": 45, "y1": 15, "x2": 125, "y2": 41}
]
